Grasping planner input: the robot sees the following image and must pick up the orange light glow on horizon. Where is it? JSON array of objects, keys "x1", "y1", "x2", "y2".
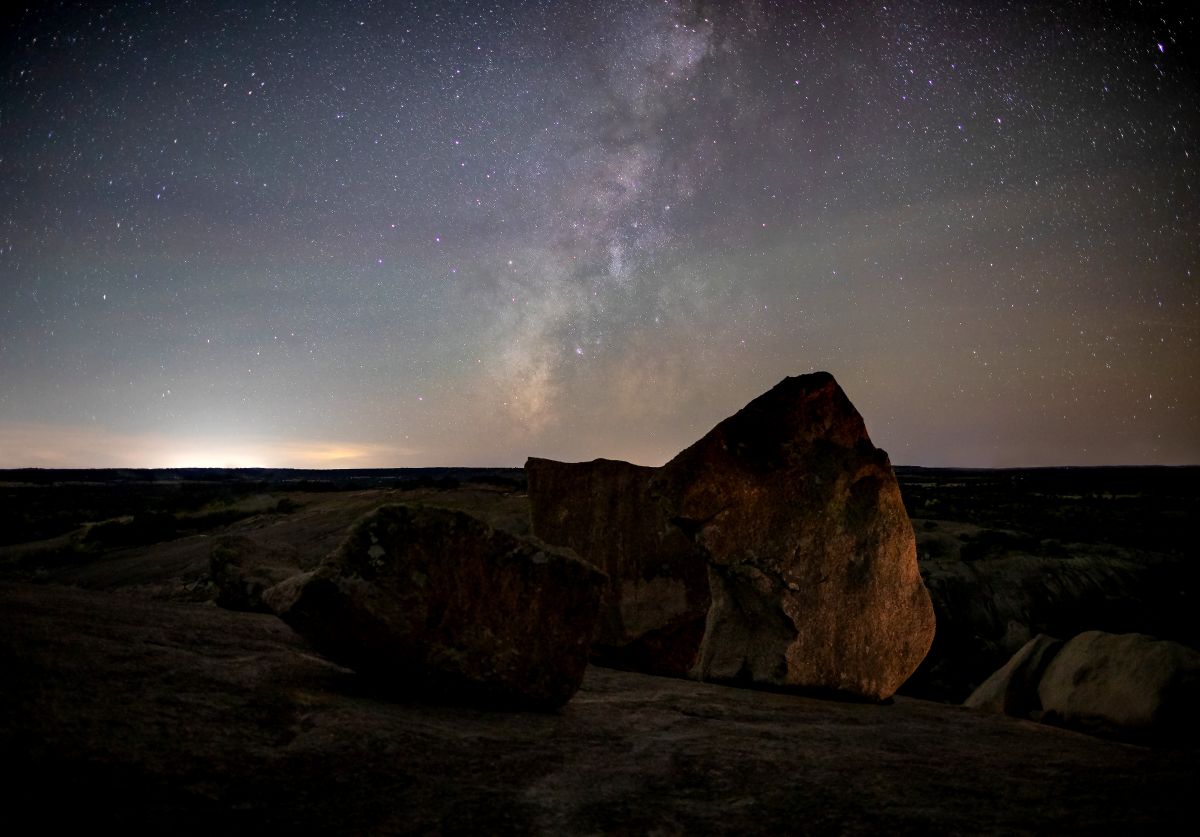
[{"x1": 0, "y1": 422, "x2": 420, "y2": 469}]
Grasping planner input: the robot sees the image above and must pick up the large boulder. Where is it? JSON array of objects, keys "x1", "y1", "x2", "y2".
[
  {"x1": 664, "y1": 373, "x2": 935, "y2": 699},
  {"x1": 264, "y1": 504, "x2": 605, "y2": 708},
  {"x1": 528, "y1": 372, "x2": 936, "y2": 701},
  {"x1": 1037, "y1": 631, "x2": 1200, "y2": 742},
  {"x1": 963, "y1": 633, "x2": 1063, "y2": 716}
]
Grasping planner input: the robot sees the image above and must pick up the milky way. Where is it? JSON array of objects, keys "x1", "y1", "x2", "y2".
[{"x1": 1, "y1": 1, "x2": 1197, "y2": 468}]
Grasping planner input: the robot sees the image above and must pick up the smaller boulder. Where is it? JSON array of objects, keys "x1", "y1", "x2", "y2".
[
  {"x1": 1037, "y1": 631, "x2": 1200, "y2": 743},
  {"x1": 210, "y1": 536, "x2": 302, "y2": 613},
  {"x1": 263, "y1": 504, "x2": 606, "y2": 709},
  {"x1": 963, "y1": 634, "x2": 1063, "y2": 716}
]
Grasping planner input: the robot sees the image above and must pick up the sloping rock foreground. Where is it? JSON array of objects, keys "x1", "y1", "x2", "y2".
[
  {"x1": 264, "y1": 505, "x2": 605, "y2": 708},
  {"x1": 968, "y1": 630, "x2": 1200, "y2": 744},
  {"x1": 528, "y1": 372, "x2": 935, "y2": 700},
  {"x1": 1, "y1": 581, "x2": 1193, "y2": 834}
]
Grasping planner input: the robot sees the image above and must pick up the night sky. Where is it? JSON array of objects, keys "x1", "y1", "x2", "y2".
[{"x1": 2, "y1": 1, "x2": 1197, "y2": 469}]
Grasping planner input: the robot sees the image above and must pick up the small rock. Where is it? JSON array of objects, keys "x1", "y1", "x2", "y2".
[
  {"x1": 1037, "y1": 630, "x2": 1200, "y2": 743},
  {"x1": 963, "y1": 633, "x2": 1063, "y2": 716},
  {"x1": 210, "y1": 535, "x2": 302, "y2": 613},
  {"x1": 264, "y1": 504, "x2": 605, "y2": 709},
  {"x1": 909, "y1": 549, "x2": 1169, "y2": 702}
]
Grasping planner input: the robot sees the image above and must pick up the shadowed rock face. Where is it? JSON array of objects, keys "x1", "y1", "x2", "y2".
[
  {"x1": 210, "y1": 535, "x2": 303, "y2": 613},
  {"x1": 529, "y1": 372, "x2": 936, "y2": 700},
  {"x1": 264, "y1": 504, "x2": 605, "y2": 708},
  {"x1": 525, "y1": 458, "x2": 710, "y2": 677}
]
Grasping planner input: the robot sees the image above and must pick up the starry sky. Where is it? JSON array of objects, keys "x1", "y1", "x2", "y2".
[{"x1": 1, "y1": 0, "x2": 1197, "y2": 469}]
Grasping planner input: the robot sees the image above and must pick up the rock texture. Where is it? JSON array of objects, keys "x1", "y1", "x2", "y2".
[
  {"x1": 210, "y1": 535, "x2": 302, "y2": 612},
  {"x1": 1037, "y1": 631, "x2": 1200, "y2": 742},
  {"x1": 963, "y1": 633, "x2": 1063, "y2": 716},
  {"x1": 528, "y1": 372, "x2": 936, "y2": 700},
  {"x1": 264, "y1": 504, "x2": 605, "y2": 708},
  {"x1": 964, "y1": 630, "x2": 1200, "y2": 744},
  {"x1": 525, "y1": 458, "x2": 710, "y2": 676}
]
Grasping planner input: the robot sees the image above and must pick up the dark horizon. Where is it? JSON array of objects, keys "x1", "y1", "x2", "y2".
[{"x1": 4, "y1": 462, "x2": 1199, "y2": 478}]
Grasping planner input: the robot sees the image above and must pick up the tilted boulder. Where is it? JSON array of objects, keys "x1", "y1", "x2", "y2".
[
  {"x1": 528, "y1": 372, "x2": 936, "y2": 701},
  {"x1": 963, "y1": 633, "x2": 1064, "y2": 716},
  {"x1": 664, "y1": 372, "x2": 935, "y2": 699},
  {"x1": 1037, "y1": 631, "x2": 1200, "y2": 743},
  {"x1": 263, "y1": 504, "x2": 605, "y2": 708}
]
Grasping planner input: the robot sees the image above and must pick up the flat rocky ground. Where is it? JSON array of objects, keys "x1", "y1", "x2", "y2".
[
  {"x1": 2, "y1": 578, "x2": 1195, "y2": 835},
  {"x1": 2, "y1": 470, "x2": 1197, "y2": 833}
]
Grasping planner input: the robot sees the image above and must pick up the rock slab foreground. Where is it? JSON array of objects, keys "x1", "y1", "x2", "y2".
[
  {"x1": 4, "y1": 581, "x2": 1192, "y2": 834},
  {"x1": 529, "y1": 371, "x2": 936, "y2": 700}
]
